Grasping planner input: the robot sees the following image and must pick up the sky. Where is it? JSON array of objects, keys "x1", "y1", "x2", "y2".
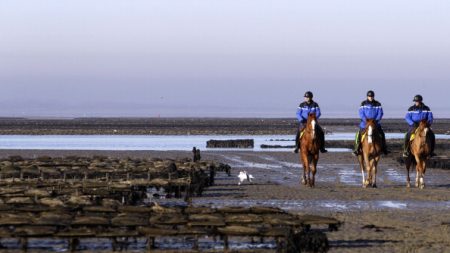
[{"x1": 0, "y1": 0, "x2": 449, "y2": 118}]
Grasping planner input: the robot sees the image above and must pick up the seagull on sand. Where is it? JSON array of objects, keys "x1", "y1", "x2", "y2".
[{"x1": 237, "y1": 171, "x2": 254, "y2": 185}]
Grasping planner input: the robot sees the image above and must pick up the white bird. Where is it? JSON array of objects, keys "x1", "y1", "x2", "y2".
[{"x1": 237, "y1": 171, "x2": 254, "y2": 185}]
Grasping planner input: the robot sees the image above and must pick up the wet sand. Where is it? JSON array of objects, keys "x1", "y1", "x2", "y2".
[
  {"x1": 0, "y1": 117, "x2": 449, "y2": 135},
  {"x1": 1, "y1": 149, "x2": 449, "y2": 252}
]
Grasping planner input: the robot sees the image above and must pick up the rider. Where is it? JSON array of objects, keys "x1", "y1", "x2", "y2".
[
  {"x1": 294, "y1": 91, "x2": 327, "y2": 154},
  {"x1": 403, "y1": 95, "x2": 436, "y2": 158},
  {"x1": 353, "y1": 90, "x2": 389, "y2": 156}
]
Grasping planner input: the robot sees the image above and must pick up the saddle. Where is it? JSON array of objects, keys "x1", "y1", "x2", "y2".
[
  {"x1": 409, "y1": 127, "x2": 428, "y2": 142},
  {"x1": 300, "y1": 129, "x2": 305, "y2": 139}
]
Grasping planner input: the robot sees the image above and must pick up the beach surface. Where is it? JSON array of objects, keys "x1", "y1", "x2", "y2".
[{"x1": 1, "y1": 149, "x2": 449, "y2": 252}]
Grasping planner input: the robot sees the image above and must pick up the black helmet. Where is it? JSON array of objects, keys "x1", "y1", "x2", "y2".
[
  {"x1": 304, "y1": 91, "x2": 313, "y2": 98},
  {"x1": 366, "y1": 90, "x2": 375, "y2": 97},
  {"x1": 413, "y1": 94, "x2": 423, "y2": 102}
]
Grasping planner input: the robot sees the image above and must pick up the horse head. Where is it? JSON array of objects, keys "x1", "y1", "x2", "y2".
[
  {"x1": 307, "y1": 113, "x2": 317, "y2": 137},
  {"x1": 365, "y1": 119, "x2": 377, "y2": 144},
  {"x1": 418, "y1": 119, "x2": 430, "y2": 137}
]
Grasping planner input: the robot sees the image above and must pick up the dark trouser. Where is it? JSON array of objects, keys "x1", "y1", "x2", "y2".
[
  {"x1": 379, "y1": 126, "x2": 388, "y2": 153},
  {"x1": 404, "y1": 127, "x2": 435, "y2": 156},
  {"x1": 354, "y1": 125, "x2": 388, "y2": 154},
  {"x1": 295, "y1": 124, "x2": 326, "y2": 151}
]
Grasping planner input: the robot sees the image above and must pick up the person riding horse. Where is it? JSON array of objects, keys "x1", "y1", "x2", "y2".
[
  {"x1": 353, "y1": 90, "x2": 389, "y2": 156},
  {"x1": 294, "y1": 91, "x2": 327, "y2": 154},
  {"x1": 403, "y1": 94, "x2": 436, "y2": 158}
]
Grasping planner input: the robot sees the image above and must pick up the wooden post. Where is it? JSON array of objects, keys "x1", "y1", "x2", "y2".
[
  {"x1": 147, "y1": 237, "x2": 155, "y2": 252},
  {"x1": 192, "y1": 235, "x2": 199, "y2": 250},
  {"x1": 223, "y1": 235, "x2": 229, "y2": 252},
  {"x1": 20, "y1": 237, "x2": 27, "y2": 252}
]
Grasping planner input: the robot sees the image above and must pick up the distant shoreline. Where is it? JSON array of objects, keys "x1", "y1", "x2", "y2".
[{"x1": 0, "y1": 118, "x2": 448, "y2": 135}]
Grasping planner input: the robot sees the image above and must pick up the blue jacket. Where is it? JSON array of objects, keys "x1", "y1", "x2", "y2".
[
  {"x1": 296, "y1": 101, "x2": 321, "y2": 123},
  {"x1": 405, "y1": 103, "x2": 433, "y2": 127},
  {"x1": 359, "y1": 100, "x2": 383, "y2": 129}
]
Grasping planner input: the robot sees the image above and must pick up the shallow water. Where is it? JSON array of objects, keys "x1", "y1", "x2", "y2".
[
  {"x1": 192, "y1": 199, "x2": 450, "y2": 212},
  {"x1": 0, "y1": 238, "x2": 276, "y2": 252},
  {"x1": 0, "y1": 133, "x2": 447, "y2": 151}
]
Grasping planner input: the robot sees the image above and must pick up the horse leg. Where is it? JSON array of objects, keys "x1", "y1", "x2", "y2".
[
  {"x1": 363, "y1": 153, "x2": 371, "y2": 188},
  {"x1": 372, "y1": 157, "x2": 379, "y2": 188},
  {"x1": 419, "y1": 159, "x2": 426, "y2": 189},
  {"x1": 414, "y1": 155, "x2": 420, "y2": 188},
  {"x1": 307, "y1": 155, "x2": 312, "y2": 187},
  {"x1": 300, "y1": 153, "x2": 308, "y2": 185},
  {"x1": 310, "y1": 155, "x2": 318, "y2": 187},
  {"x1": 358, "y1": 154, "x2": 365, "y2": 187},
  {"x1": 405, "y1": 157, "x2": 411, "y2": 188}
]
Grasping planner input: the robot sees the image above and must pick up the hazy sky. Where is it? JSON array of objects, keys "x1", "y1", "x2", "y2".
[{"x1": 1, "y1": 0, "x2": 449, "y2": 118}]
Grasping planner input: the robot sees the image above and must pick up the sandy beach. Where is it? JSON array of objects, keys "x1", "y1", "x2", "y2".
[{"x1": 1, "y1": 148, "x2": 449, "y2": 252}]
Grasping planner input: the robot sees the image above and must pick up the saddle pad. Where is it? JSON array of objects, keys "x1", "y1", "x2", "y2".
[{"x1": 410, "y1": 127, "x2": 420, "y2": 142}]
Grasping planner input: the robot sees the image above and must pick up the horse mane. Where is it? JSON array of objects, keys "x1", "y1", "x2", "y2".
[
  {"x1": 365, "y1": 118, "x2": 376, "y2": 127},
  {"x1": 305, "y1": 113, "x2": 317, "y2": 130},
  {"x1": 418, "y1": 119, "x2": 429, "y2": 129},
  {"x1": 307, "y1": 113, "x2": 316, "y2": 120}
]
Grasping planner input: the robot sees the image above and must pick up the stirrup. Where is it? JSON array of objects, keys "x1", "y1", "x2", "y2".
[
  {"x1": 293, "y1": 148, "x2": 299, "y2": 154},
  {"x1": 402, "y1": 151, "x2": 410, "y2": 158},
  {"x1": 352, "y1": 150, "x2": 360, "y2": 156}
]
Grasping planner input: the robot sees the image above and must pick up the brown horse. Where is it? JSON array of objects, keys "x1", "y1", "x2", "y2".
[
  {"x1": 299, "y1": 113, "x2": 320, "y2": 187},
  {"x1": 357, "y1": 119, "x2": 382, "y2": 188},
  {"x1": 405, "y1": 120, "x2": 431, "y2": 189}
]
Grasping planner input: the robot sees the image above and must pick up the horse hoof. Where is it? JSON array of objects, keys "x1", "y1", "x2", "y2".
[
  {"x1": 372, "y1": 184, "x2": 377, "y2": 188},
  {"x1": 420, "y1": 184, "x2": 425, "y2": 189},
  {"x1": 406, "y1": 183, "x2": 411, "y2": 188}
]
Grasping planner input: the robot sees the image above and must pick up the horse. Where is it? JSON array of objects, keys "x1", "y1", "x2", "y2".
[
  {"x1": 357, "y1": 119, "x2": 382, "y2": 188},
  {"x1": 405, "y1": 120, "x2": 431, "y2": 189},
  {"x1": 299, "y1": 113, "x2": 320, "y2": 187}
]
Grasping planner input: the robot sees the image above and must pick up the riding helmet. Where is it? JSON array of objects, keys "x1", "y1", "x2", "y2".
[
  {"x1": 366, "y1": 90, "x2": 375, "y2": 97},
  {"x1": 413, "y1": 94, "x2": 423, "y2": 102},
  {"x1": 304, "y1": 91, "x2": 313, "y2": 98}
]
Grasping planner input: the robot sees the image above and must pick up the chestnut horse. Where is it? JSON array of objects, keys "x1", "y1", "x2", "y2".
[
  {"x1": 405, "y1": 120, "x2": 431, "y2": 189},
  {"x1": 299, "y1": 113, "x2": 320, "y2": 187},
  {"x1": 357, "y1": 119, "x2": 382, "y2": 188}
]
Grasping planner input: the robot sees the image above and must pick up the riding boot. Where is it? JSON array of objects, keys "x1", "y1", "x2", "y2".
[
  {"x1": 403, "y1": 132, "x2": 411, "y2": 157},
  {"x1": 294, "y1": 129, "x2": 300, "y2": 153},
  {"x1": 352, "y1": 130, "x2": 361, "y2": 156},
  {"x1": 317, "y1": 125, "x2": 328, "y2": 153},
  {"x1": 429, "y1": 129, "x2": 436, "y2": 157},
  {"x1": 378, "y1": 126, "x2": 390, "y2": 155}
]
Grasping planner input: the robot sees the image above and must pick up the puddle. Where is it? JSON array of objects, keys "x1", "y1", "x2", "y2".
[
  {"x1": 225, "y1": 155, "x2": 283, "y2": 170},
  {"x1": 0, "y1": 235, "x2": 276, "y2": 251},
  {"x1": 193, "y1": 199, "x2": 450, "y2": 212},
  {"x1": 384, "y1": 168, "x2": 405, "y2": 183},
  {"x1": 337, "y1": 166, "x2": 361, "y2": 186}
]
